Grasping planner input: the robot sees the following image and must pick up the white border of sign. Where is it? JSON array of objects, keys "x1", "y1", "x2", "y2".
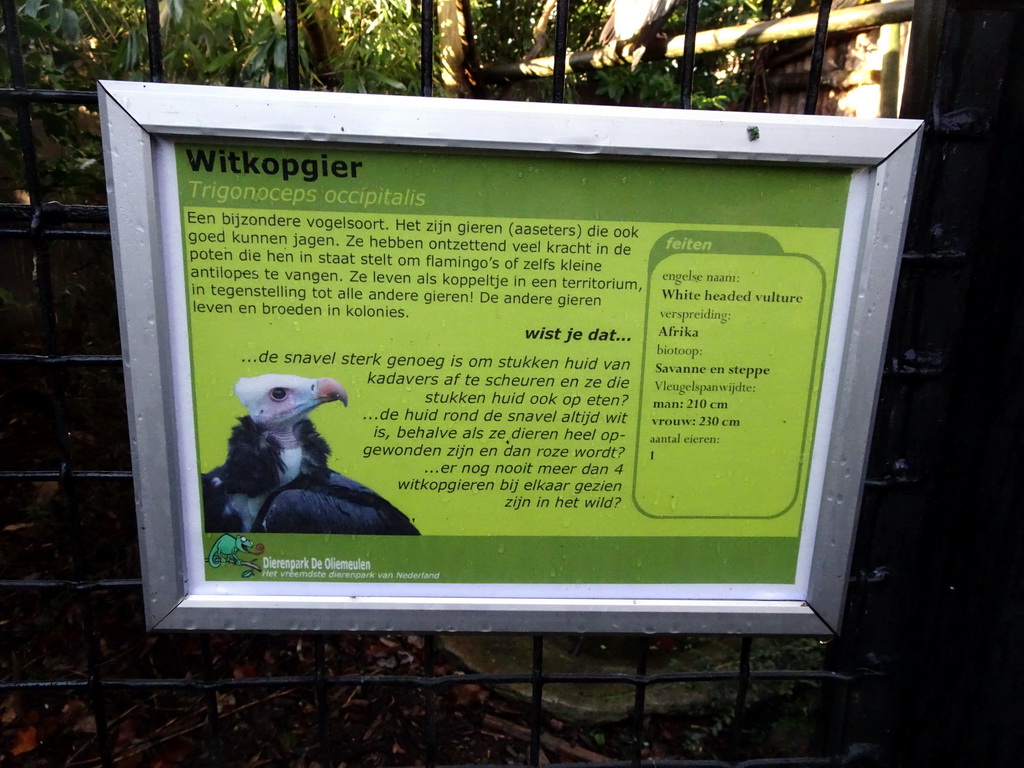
[{"x1": 99, "y1": 81, "x2": 921, "y2": 635}]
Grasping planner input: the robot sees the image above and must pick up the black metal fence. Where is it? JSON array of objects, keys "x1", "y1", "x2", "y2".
[{"x1": 3, "y1": 0, "x2": 1024, "y2": 766}]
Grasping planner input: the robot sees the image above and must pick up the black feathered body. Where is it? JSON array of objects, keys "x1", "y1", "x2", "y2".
[
  {"x1": 254, "y1": 471, "x2": 420, "y2": 535},
  {"x1": 202, "y1": 416, "x2": 418, "y2": 535}
]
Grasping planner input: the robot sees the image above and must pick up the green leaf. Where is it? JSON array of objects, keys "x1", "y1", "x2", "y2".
[
  {"x1": 204, "y1": 51, "x2": 239, "y2": 74},
  {"x1": 364, "y1": 69, "x2": 406, "y2": 91},
  {"x1": 272, "y1": 36, "x2": 287, "y2": 72},
  {"x1": 61, "y1": 8, "x2": 81, "y2": 42},
  {"x1": 23, "y1": 0, "x2": 44, "y2": 19},
  {"x1": 167, "y1": 0, "x2": 186, "y2": 24},
  {"x1": 46, "y1": 0, "x2": 65, "y2": 32}
]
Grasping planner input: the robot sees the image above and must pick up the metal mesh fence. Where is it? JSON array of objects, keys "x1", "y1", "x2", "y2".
[{"x1": 0, "y1": 1, "x2": 971, "y2": 766}]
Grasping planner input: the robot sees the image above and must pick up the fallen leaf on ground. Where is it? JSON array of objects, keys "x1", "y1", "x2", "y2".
[{"x1": 11, "y1": 726, "x2": 38, "y2": 756}]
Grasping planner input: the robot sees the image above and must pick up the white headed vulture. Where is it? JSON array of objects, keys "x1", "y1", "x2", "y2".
[{"x1": 202, "y1": 373, "x2": 419, "y2": 535}]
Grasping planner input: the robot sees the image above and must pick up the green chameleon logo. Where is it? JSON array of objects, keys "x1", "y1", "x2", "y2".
[{"x1": 208, "y1": 534, "x2": 264, "y2": 578}]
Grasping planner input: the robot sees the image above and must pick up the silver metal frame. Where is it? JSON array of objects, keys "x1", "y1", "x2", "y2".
[{"x1": 99, "y1": 81, "x2": 921, "y2": 634}]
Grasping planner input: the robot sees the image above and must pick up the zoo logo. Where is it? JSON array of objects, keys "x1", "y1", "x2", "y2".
[{"x1": 208, "y1": 534, "x2": 264, "y2": 578}]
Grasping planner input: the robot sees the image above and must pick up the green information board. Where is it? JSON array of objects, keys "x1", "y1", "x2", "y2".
[
  {"x1": 178, "y1": 145, "x2": 845, "y2": 586},
  {"x1": 100, "y1": 82, "x2": 921, "y2": 633}
]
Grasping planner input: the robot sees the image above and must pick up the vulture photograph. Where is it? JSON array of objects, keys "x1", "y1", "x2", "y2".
[{"x1": 202, "y1": 373, "x2": 420, "y2": 536}]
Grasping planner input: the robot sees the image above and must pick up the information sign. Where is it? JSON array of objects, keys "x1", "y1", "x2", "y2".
[{"x1": 99, "y1": 82, "x2": 921, "y2": 634}]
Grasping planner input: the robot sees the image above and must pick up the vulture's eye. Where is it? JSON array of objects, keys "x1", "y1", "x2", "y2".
[{"x1": 270, "y1": 388, "x2": 288, "y2": 401}]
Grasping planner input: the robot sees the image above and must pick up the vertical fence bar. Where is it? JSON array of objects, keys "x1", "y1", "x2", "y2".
[
  {"x1": 679, "y1": 0, "x2": 701, "y2": 109},
  {"x1": 551, "y1": 0, "x2": 571, "y2": 103},
  {"x1": 315, "y1": 637, "x2": 333, "y2": 767},
  {"x1": 2, "y1": 0, "x2": 39, "y2": 207},
  {"x1": 420, "y1": 0, "x2": 434, "y2": 96},
  {"x1": 629, "y1": 638, "x2": 650, "y2": 767},
  {"x1": 201, "y1": 635, "x2": 224, "y2": 767},
  {"x1": 284, "y1": 0, "x2": 301, "y2": 89},
  {"x1": 804, "y1": 1, "x2": 833, "y2": 115},
  {"x1": 731, "y1": 637, "x2": 753, "y2": 760},
  {"x1": 144, "y1": 0, "x2": 164, "y2": 82},
  {"x1": 529, "y1": 636, "x2": 544, "y2": 764},
  {"x1": 424, "y1": 635, "x2": 438, "y2": 768}
]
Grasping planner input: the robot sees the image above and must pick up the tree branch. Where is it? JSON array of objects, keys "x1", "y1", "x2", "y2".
[
  {"x1": 481, "y1": 714, "x2": 613, "y2": 763},
  {"x1": 480, "y1": 0, "x2": 914, "y2": 83},
  {"x1": 296, "y1": 0, "x2": 341, "y2": 90},
  {"x1": 438, "y1": 0, "x2": 485, "y2": 97},
  {"x1": 524, "y1": 0, "x2": 560, "y2": 62}
]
